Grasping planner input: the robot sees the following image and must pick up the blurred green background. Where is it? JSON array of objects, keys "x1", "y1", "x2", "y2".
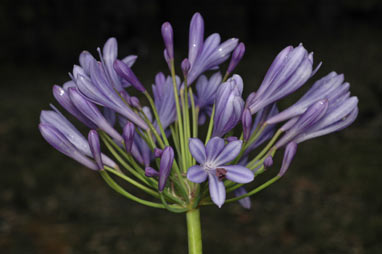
[{"x1": 0, "y1": 0, "x2": 381, "y2": 253}]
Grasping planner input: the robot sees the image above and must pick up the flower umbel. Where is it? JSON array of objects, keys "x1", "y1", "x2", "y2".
[{"x1": 38, "y1": 11, "x2": 358, "y2": 254}]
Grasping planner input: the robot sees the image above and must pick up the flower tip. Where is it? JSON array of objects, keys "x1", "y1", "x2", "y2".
[
  {"x1": 263, "y1": 155, "x2": 273, "y2": 168},
  {"x1": 113, "y1": 59, "x2": 146, "y2": 92},
  {"x1": 88, "y1": 130, "x2": 103, "y2": 170},
  {"x1": 161, "y1": 22, "x2": 174, "y2": 60},
  {"x1": 279, "y1": 142, "x2": 297, "y2": 177}
]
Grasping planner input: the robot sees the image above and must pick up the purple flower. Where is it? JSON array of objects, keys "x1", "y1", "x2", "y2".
[
  {"x1": 187, "y1": 13, "x2": 238, "y2": 84},
  {"x1": 248, "y1": 44, "x2": 320, "y2": 115},
  {"x1": 234, "y1": 187, "x2": 251, "y2": 210},
  {"x1": 145, "y1": 167, "x2": 159, "y2": 177},
  {"x1": 75, "y1": 58, "x2": 148, "y2": 130},
  {"x1": 152, "y1": 72, "x2": 180, "y2": 130},
  {"x1": 88, "y1": 130, "x2": 103, "y2": 170},
  {"x1": 52, "y1": 83, "x2": 96, "y2": 128},
  {"x1": 158, "y1": 146, "x2": 175, "y2": 192},
  {"x1": 275, "y1": 99, "x2": 329, "y2": 148},
  {"x1": 278, "y1": 142, "x2": 297, "y2": 176},
  {"x1": 227, "y1": 42, "x2": 246, "y2": 74},
  {"x1": 293, "y1": 96, "x2": 358, "y2": 143},
  {"x1": 195, "y1": 72, "x2": 222, "y2": 124},
  {"x1": 187, "y1": 137, "x2": 254, "y2": 207},
  {"x1": 113, "y1": 59, "x2": 146, "y2": 92},
  {"x1": 39, "y1": 123, "x2": 99, "y2": 170},
  {"x1": 212, "y1": 75, "x2": 244, "y2": 137},
  {"x1": 68, "y1": 88, "x2": 124, "y2": 143},
  {"x1": 40, "y1": 109, "x2": 117, "y2": 168},
  {"x1": 266, "y1": 72, "x2": 349, "y2": 124},
  {"x1": 263, "y1": 155, "x2": 274, "y2": 168},
  {"x1": 161, "y1": 22, "x2": 174, "y2": 61}
]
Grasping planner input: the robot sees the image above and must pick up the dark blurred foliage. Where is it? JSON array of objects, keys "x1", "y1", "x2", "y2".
[{"x1": 0, "y1": 0, "x2": 382, "y2": 253}]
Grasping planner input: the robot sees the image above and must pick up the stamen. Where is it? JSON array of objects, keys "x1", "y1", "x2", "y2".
[{"x1": 215, "y1": 168, "x2": 227, "y2": 181}]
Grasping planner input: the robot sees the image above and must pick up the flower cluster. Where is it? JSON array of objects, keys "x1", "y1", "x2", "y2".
[{"x1": 39, "y1": 12, "x2": 358, "y2": 210}]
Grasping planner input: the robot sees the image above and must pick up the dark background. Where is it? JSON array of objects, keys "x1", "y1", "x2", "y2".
[{"x1": 1, "y1": 0, "x2": 381, "y2": 253}]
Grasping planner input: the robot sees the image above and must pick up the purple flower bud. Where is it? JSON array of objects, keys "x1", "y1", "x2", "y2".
[
  {"x1": 242, "y1": 108, "x2": 252, "y2": 141},
  {"x1": 129, "y1": 96, "x2": 142, "y2": 109},
  {"x1": 154, "y1": 148, "x2": 163, "y2": 158},
  {"x1": 39, "y1": 123, "x2": 98, "y2": 170},
  {"x1": 234, "y1": 187, "x2": 251, "y2": 210},
  {"x1": 279, "y1": 142, "x2": 297, "y2": 176},
  {"x1": 122, "y1": 121, "x2": 135, "y2": 154},
  {"x1": 161, "y1": 22, "x2": 174, "y2": 60},
  {"x1": 227, "y1": 42, "x2": 245, "y2": 74},
  {"x1": 181, "y1": 58, "x2": 191, "y2": 77},
  {"x1": 88, "y1": 130, "x2": 103, "y2": 170},
  {"x1": 188, "y1": 12, "x2": 204, "y2": 66},
  {"x1": 113, "y1": 59, "x2": 146, "y2": 92},
  {"x1": 145, "y1": 167, "x2": 159, "y2": 177},
  {"x1": 158, "y1": 146, "x2": 174, "y2": 192},
  {"x1": 263, "y1": 155, "x2": 273, "y2": 168}
]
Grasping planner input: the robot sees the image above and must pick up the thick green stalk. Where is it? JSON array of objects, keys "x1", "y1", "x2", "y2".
[{"x1": 186, "y1": 209, "x2": 203, "y2": 254}]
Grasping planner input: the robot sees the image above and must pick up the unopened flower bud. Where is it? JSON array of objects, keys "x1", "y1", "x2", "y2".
[
  {"x1": 122, "y1": 121, "x2": 135, "y2": 154},
  {"x1": 158, "y1": 146, "x2": 174, "y2": 191},
  {"x1": 242, "y1": 108, "x2": 252, "y2": 141},
  {"x1": 161, "y1": 22, "x2": 174, "y2": 60},
  {"x1": 227, "y1": 42, "x2": 245, "y2": 74},
  {"x1": 145, "y1": 167, "x2": 159, "y2": 177},
  {"x1": 279, "y1": 142, "x2": 297, "y2": 176},
  {"x1": 88, "y1": 130, "x2": 103, "y2": 170},
  {"x1": 263, "y1": 155, "x2": 273, "y2": 168},
  {"x1": 181, "y1": 58, "x2": 191, "y2": 78}
]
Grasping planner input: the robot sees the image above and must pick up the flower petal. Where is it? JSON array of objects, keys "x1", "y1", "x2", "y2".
[
  {"x1": 206, "y1": 137, "x2": 225, "y2": 161},
  {"x1": 213, "y1": 140, "x2": 242, "y2": 165},
  {"x1": 224, "y1": 165, "x2": 254, "y2": 183},
  {"x1": 188, "y1": 138, "x2": 206, "y2": 164},
  {"x1": 208, "y1": 174, "x2": 226, "y2": 208},
  {"x1": 187, "y1": 165, "x2": 208, "y2": 183}
]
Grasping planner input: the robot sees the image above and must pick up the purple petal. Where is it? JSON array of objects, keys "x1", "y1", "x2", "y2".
[
  {"x1": 161, "y1": 22, "x2": 174, "y2": 60},
  {"x1": 188, "y1": 138, "x2": 206, "y2": 164},
  {"x1": 224, "y1": 165, "x2": 254, "y2": 183},
  {"x1": 187, "y1": 165, "x2": 208, "y2": 183},
  {"x1": 145, "y1": 167, "x2": 159, "y2": 177},
  {"x1": 114, "y1": 59, "x2": 146, "y2": 92},
  {"x1": 213, "y1": 140, "x2": 242, "y2": 165},
  {"x1": 205, "y1": 137, "x2": 225, "y2": 162},
  {"x1": 227, "y1": 42, "x2": 245, "y2": 74},
  {"x1": 208, "y1": 174, "x2": 226, "y2": 208},
  {"x1": 122, "y1": 121, "x2": 135, "y2": 154}
]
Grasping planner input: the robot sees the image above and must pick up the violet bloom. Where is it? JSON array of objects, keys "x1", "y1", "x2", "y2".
[
  {"x1": 186, "y1": 12, "x2": 238, "y2": 84},
  {"x1": 40, "y1": 109, "x2": 117, "y2": 168},
  {"x1": 266, "y1": 72, "x2": 350, "y2": 125},
  {"x1": 113, "y1": 59, "x2": 146, "y2": 92},
  {"x1": 293, "y1": 96, "x2": 358, "y2": 144},
  {"x1": 152, "y1": 72, "x2": 180, "y2": 130},
  {"x1": 187, "y1": 137, "x2": 254, "y2": 207},
  {"x1": 248, "y1": 44, "x2": 320, "y2": 115},
  {"x1": 39, "y1": 123, "x2": 99, "y2": 170},
  {"x1": 53, "y1": 82, "x2": 97, "y2": 128},
  {"x1": 212, "y1": 75, "x2": 244, "y2": 137},
  {"x1": 75, "y1": 57, "x2": 148, "y2": 130},
  {"x1": 68, "y1": 88, "x2": 124, "y2": 143},
  {"x1": 195, "y1": 72, "x2": 222, "y2": 124},
  {"x1": 158, "y1": 146, "x2": 175, "y2": 192}
]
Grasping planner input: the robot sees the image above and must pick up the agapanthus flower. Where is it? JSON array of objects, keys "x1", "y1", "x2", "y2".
[
  {"x1": 212, "y1": 75, "x2": 244, "y2": 137},
  {"x1": 247, "y1": 44, "x2": 320, "y2": 115},
  {"x1": 186, "y1": 12, "x2": 238, "y2": 84},
  {"x1": 187, "y1": 137, "x2": 254, "y2": 207}
]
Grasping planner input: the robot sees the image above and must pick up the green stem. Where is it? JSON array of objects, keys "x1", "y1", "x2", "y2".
[
  {"x1": 186, "y1": 209, "x2": 203, "y2": 254},
  {"x1": 204, "y1": 105, "x2": 215, "y2": 145}
]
